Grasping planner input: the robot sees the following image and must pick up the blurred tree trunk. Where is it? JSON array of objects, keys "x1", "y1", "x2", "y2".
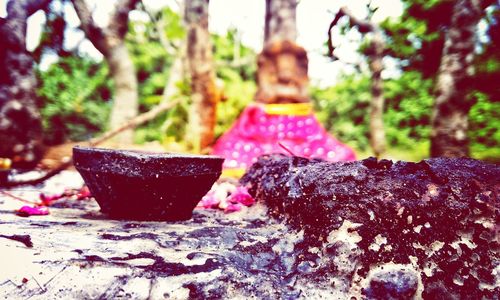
[
  {"x1": 0, "y1": 0, "x2": 51, "y2": 168},
  {"x1": 264, "y1": 0, "x2": 297, "y2": 44},
  {"x1": 155, "y1": 5, "x2": 187, "y2": 105},
  {"x1": 367, "y1": 31, "x2": 386, "y2": 158},
  {"x1": 72, "y1": 0, "x2": 139, "y2": 145},
  {"x1": 162, "y1": 45, "x2": 186, "y2": 102},
  {"x1": 430, "y1": 0, "x2": 482, "y2": 157},
  {"x1": 185, "y1": 0, "x2": 219, "y2": 151},
  {"x1": 328, "y1": 7, "x2": 387, "y2": 158}
]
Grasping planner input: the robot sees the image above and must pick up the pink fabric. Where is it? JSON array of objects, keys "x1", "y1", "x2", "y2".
[{"x1": 212, "y1": 104, "x2": 356, "y2": 170}]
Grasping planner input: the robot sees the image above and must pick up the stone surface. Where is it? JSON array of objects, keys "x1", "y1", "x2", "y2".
[
  {"x1": 241, "y1": 155, "x2": 500, "y2": 299},
  {"x1": 0, "y1": 192, "x2": 303, "y2": 299},
  {"x1": 2, "y1": 155, "x2": 499, "y2": 299},
  {"x1": 0, "y1": 171, "x2": 331, "y2": 299}
]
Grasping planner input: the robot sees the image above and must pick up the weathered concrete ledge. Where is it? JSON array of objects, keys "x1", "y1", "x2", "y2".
[
  {"x1": 241, "y1": 155, "x2": 499, "y2": 299},
  {"x1": 0, "y1": 196, "x2": 310, "y2": 299},
  {"x1": 1, "y1": 156, "x2": 498, "y2": 299}
]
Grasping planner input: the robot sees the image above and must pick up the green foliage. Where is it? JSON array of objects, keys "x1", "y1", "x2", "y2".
[
  {"x1": 135, "y1": 80, "x2": 191, "y2": 147},
  {"x1": 129, "y1": 21, "x2": 257, "y2": 148},
  {"x1": 474, "y1": 4, "x2": 500, "y2": 102},
  {"x1": 328, "y1": 0, "x2": 499, "y2": 161},
  {"x1": 212, "y1": 28, "x2": 257, "y2": 81},
  {"x1": 312, "y1": 68, "x2": 498, "y2": 161},
  {"x1": 383, "y1": 71, "x2": 433, "y2": 147},
  {"x1": 126, "y1": 7, "x2": 183, "y2": 112},
  {"x1": 36, "y1": 56, "x2": 112, "y2": 144},
  {"x1": 380, "y1": 0, "x2": 451, "y2": 77},
  {"x1": 160, "y1": 7, "x2": 186, "y2": 42},
  {"x1": 215, "y1": 69, "x2": 256, "y2": 138},
  {"x1": 125, "y1": 7, "x2": 187, "y2": 146},
  {"x1": 469, "y1": 91, "x2": 500, "y2": 161},
  {"x1": 311, "y1": 76, "x2": 371, "y2": 151},
  {"x1": 311, "y1": 71, "x2": 433, "y2": 155},
  {"x1": 34, "y1": 0, "x2": 498, "y2": 164},
  {"x1": 213, "y1": 29, "x2": 257, "y2": 138}
]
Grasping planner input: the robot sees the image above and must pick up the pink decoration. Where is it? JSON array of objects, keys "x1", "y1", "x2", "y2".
[
  {"x1": 227, "y1": 186, "x2": 255, "y2": 207},
  {"x1": 198, "y1": 191, "x2": 220, "y2": 209},
  {"x1": 39, "y1": 193, "x2": 61, "y2": 205},
  {"x1": 40, "y1": 186, "x2": 92, "y2": 205},
  {"x1": 197, "y1": 184, "x2": 255, "y2": 213},
  {"x1": 17, "y1": 206, "x2": 49, "y2": 217},
  {"x1": 224, "y1": 203, "x2": 242, "y2": 213},
  {"x1": 212, "y1": 104, "x2": 356, "y2": 171}
]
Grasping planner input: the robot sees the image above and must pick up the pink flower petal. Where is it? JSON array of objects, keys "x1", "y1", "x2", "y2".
[
  {"x1": 76, "y1": 186, "x2": 92, "y2": 200},
  {"x1": 17, "y1": 206, "x2": 49, "y2": 217},
  {"x1": 227, "y1": 187, "x2": 255, "y2": 207},
  {"x1": 198, "y1": 192, "x2": 220, "y2": 209},
  {"x1": 224, "y1": 203, "x2": 242, "y2": 213}
]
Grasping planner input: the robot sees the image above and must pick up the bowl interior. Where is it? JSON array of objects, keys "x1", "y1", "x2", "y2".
[{"x1": 73, "y1": 146, "x2": 224, "y2": 178}]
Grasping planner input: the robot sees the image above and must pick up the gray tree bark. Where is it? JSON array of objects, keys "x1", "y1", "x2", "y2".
[
  {"x1": 185, "y1": 0, "x2": 219, "y2": 151},
  {"x1": 328, "y1": 7, "x2": 387, "y2": 158},
  {"x1": 0, "y1": 0, "x2": 51, "y2": 168},
  {"x1": 367, "y1": 31, "x2": 387, "y2": 158},
  {"x1": 430, "y1": 0, "x2": 482, "y2": 157},
  {"x1": 156, "y1": 8, "x2": 187, "y2": 106},
  {"x1": 264, "y1": 0, "x2": 297, "y2": 44},
  {"x1": 72, "y1": 0, "x2": 139, "y2": 145}
]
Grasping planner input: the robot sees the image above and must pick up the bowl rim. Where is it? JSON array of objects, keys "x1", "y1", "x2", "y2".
[
  {"x1": 73, "y1": 145, "x2": 224, "y2": 161},
  {"x1": 73, "y1": 145, "x2": 224, "y2": 177}
]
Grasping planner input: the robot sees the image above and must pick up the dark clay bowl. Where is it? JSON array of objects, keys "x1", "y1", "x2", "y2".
[{"x1": 73, "y1": 146, "x2": 223, "y2": 221}]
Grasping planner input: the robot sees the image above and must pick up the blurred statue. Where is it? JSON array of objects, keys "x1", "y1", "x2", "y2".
[
  {"x1": 212, "y1": 0, "x2": 355, "y2": 176},
  {"x1": 212, "y1": 40, "x2": 355, "y2": 176},
  {"x1": 255, "y1": 40, "x2": 309, "y2": 104}
]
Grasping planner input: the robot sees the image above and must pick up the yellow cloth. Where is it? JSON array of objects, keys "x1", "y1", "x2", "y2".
[
  {"x1": 262, "y1": 103, "x2": 313, "y2": 116},
  {"x1": 221, "y1": 168, "x2": 246, "y2": 178}
]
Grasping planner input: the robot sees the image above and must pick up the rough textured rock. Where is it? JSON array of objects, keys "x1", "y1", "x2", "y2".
[
  {"x1": 0, "y1": 171, "x2": 326, "y2": 299},
  {"x1": 241, "y1": 154, "x2": 500, "y2": 299},
  {"x1": 2, "y1": 156, "x2": 498, "y2": 299}
]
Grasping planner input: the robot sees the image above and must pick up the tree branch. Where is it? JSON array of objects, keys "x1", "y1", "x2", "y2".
[
  {"x1": 24, "y1": 0, "x2": 53, "y2": 17},
  {"x1": 109, "y1": 0, "x2": 141, "y2": 40},
  {"x1": 328, "y1": 6, "x2": 386, "y2": 157},
  {"x1": 4, "y1": 0, "x2": 52, "y2": 22},
  {"x1": 327, "y1": 6, "x2": 377, "y2": 59},
  {"x1": 88, "y1": 98, "x2": 180, "y2": 146},
  {"x1": 2, "y1": 99, "x2": 181, "y2": 188},
  {"x1": 71, "y1": 0, "x2": 108, "y2": 55}
]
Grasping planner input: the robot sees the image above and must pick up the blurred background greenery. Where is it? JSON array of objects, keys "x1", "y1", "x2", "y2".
[{"x1": 33, "y1": 1, "x2": 499, "y2": 162}]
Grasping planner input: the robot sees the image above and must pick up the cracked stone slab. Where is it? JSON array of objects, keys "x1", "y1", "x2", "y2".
[{"x1": 0, "y1": 173, "x2": 310, "y2": 299}]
